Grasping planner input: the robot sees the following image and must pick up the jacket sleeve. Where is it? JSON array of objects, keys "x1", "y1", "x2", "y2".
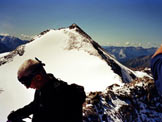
[
  {"x1": 151, "y1": 54, "x2": 162, "y2": 95},
  {"x1": 8, "y1": 91, "x2": 39, "y2": 120}
]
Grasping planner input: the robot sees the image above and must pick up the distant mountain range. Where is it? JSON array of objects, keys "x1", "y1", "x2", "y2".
[
  {"x1": 0, "y1": 35, "x2": 29, "y2": 53},
  {"x1": 123, "y1": 55, "x2": 152, "y2": 69},
  {"x1": 103, "y1": 46, "x2": 157, "y2": 68}
]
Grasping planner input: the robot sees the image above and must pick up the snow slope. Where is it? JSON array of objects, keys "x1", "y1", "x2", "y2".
[{"x1": 0, "y1": 24, "x2": 147, "y2": 122}]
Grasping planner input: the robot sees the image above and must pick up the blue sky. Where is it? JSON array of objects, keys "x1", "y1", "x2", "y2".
[{"x1": 0, "y1": 0, "x2": 162, "y2": 47}]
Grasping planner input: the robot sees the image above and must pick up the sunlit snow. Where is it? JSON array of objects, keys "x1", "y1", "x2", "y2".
[{"x1": 0, "y1": 26, "x2": 148, "y2": 122}]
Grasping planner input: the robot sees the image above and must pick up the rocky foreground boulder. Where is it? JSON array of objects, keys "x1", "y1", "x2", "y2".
[{"x1": 83, "y1": 77, "x2": 162, "y2": 122}]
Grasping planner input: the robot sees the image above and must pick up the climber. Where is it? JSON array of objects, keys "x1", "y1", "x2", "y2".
[{"x1": 7, "y1": 58, "x2": 86, "y2": 122}]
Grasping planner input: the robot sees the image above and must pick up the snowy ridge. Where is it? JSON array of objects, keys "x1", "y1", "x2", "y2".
[
  {"x1": 30, "y1": 29, "x2": 51, "y2": 42},
  {"x1": 0, "y1": 52, "x2": 10, "y2": 58},
  {"x1": 0, "y1": 24, "x2": 150, "y2": 122},
  {"x1": 98, "y1": 46, "x2": 137, "y2": 82}
]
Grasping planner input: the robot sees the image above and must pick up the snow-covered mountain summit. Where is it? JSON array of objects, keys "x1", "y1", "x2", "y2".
[
  {"x1": 0, "y1": 24, "x2": 148, "y2": 122},
  {"x1": 1, "y1": 24, "x2": 138, "y2": 90}
]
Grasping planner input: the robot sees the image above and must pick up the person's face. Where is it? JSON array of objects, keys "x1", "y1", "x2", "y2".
[
  {"x1": 18, "y1": 72, "x2": 36, "y2": 88},
  {"x1": 29, "y1": 74, "x2": 44, "y2": 89},
  {"x1": 19, "y1": 70, "x2": 44, "y2": 89}
]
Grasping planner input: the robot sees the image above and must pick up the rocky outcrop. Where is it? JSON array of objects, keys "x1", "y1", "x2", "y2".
[
  {"x1": 0, "y1": 45, "x2": 25, "y2": 66},
  {"x1": 83, "y1": 77, "x2": 162, "y2": 122}
]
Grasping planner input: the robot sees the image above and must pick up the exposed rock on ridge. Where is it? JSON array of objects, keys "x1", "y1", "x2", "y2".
[
  {"x1": 68, "y1": 24, "x2": 137, "y2": 83},
  {"x1": 0, "y1": 45, "x2": 25, "y2": 66},
  {"x1": 83, "y1": 77, "x2": 162, "y2": 122}
]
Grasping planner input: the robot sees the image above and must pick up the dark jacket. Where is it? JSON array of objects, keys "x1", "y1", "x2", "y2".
[
  {"x1": 151, "y1": 54, "x2": 162, "y2": 96},
  {"x1": 8, "y1": 74, "x2": 86, "y2": 122}
]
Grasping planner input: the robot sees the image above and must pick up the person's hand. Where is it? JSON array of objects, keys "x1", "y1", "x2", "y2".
[
  {"x1": 7, "y1": 120, "x2": 12, "y2": 122},
  {"x1": 7, "y1": 111, "x2": 20, "y2": 122},
  {"x1": 152, "y1": 44, "x2": 162, "y2": 58}
]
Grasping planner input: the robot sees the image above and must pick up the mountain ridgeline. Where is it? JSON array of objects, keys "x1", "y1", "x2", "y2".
[
  {"x1": 103, "y1": 46, "x2": 157, "y2": 68},
  {"x1": 0, "y1": 24, "x2": 161, "y2": 122},
  {"x1": 0, "y1": 34, "x2": 157, "y2": 69}
]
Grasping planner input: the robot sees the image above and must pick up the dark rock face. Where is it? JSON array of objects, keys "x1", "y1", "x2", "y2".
[
  {"x1": 91, "y1": 41, "x2": 129, "y2": 82},
  {"x1": 83, "y1": 77, "x2": 162, "y2": 122},
  {"x1": 69, "y1": 24, "x2": 136, "y2": 83}
]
